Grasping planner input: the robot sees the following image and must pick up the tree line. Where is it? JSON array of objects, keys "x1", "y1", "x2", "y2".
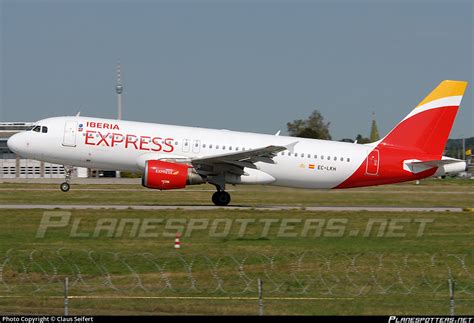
[{"x1": 287, "y1": 109, "x2": 379, "y2": 143}]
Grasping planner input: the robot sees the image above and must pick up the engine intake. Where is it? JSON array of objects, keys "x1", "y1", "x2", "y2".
[{"x1": 142, "y1": 160, "x2": 204, "y2": 190}]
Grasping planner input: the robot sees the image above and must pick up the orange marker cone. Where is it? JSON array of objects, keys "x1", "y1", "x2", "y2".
[{"x1": 174, "y1": 232, "x2": 181, "y2": 249}]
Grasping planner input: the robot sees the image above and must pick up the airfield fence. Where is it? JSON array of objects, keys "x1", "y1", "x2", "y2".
[{"x1": 0, "y1": 249, "x2": 473, "y2": 297}]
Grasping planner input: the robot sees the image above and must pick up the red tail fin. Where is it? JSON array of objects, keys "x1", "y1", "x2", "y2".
[
  {"x1": 336, "y1": 80, "x2": 468, "y2": 189},
  {"x1": 379, "y1": 80, "x2": 467, "y2": 158}
]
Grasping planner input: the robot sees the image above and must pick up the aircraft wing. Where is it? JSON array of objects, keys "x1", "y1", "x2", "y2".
[{"x1": 191, "y1": 145, "x2": 287, "y2": 175}]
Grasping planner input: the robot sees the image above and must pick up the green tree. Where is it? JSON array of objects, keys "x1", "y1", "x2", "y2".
[
  {"x1": 370, "y1": 112, "x2": 380, "y2": 142},
  {"x1": 355, "y1": 134, "x2": 371, "y2": 144},
  {"x1": 287, "y1": 110, "x2": 331, "y2": 140}
]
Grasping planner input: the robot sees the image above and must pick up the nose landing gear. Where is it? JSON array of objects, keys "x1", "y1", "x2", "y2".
[
  {"x1": 60, "y1": 166, "x2": 73, "y2": 192},
  {"x1": 60, "y1": 182, "x2": 70, "y2": 192}
]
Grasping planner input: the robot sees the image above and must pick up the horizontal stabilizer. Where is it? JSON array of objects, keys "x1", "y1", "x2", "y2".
[
  {"x1": 404, "y1": 157, "x2": 466, "y2": 174},
  {"x1": 411, "y1": 158, "x2": 465, "y2": 168}
]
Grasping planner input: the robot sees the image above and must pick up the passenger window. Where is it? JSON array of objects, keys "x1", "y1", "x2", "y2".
[
  {"x1": 203, "y1": 144, "x2": 206, "y2": 148},
  {"x1": 41, "y1": 126, "x2": 48, "y2": 133},
  {"x1": 314, "y1": 155, "x2": 317, "y2": 159},
  {"x1": 216, "y1": 145, "x2": 219, "y2": 149},
  {"x1": 307, "y1": 154, "x2": 310, "y2": 158},
  {"x1": 347, "y1": 158, "x2": 351, "y2": 162},
  {"x1": 340, "y1": 157, "x2": 344, "y2": 161},
  {"x1": 235, "y1": 147, "x2": 239, "y2": 151},
  {"x1": 327, "y1": 156, "x2": 331, "y2": 160},
  {"x1": 334, "y1": 157, "x2": 337, "y2": 161},
  {"x1": 321, "y1": 155, "x2": 324, "y2": 159},
  {"x1": 33, "y1": 126, "x2": 41, "y2": 132},
  {"x1": 223, "y1": 146, "x2": 226, "y2": 150},
  {"x1": 229, "y1": 146, "x2": 232, "y2": 150}
]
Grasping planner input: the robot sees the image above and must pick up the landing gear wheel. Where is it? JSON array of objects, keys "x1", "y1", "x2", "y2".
[
  {"x1": 60, "y1": 182, "x2": 70, "y2": 192},
  {"x1": 212, "y1": 191, "x2": 231, "y2": 206},
  {"x1": 60, "y1": 166, "x2": 73, "y2": 192}
]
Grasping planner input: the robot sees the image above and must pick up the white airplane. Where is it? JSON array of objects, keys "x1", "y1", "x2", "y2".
[{"x1": 7, "y1": 80, "x2": 468, "y2": 206}]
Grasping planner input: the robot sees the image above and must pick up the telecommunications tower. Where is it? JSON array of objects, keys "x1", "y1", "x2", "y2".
[{"x1": 116, "y1": 62, "x2": 123, "y2": 120}]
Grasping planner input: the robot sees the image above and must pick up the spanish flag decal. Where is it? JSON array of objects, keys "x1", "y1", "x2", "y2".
[{"x1": 309, "y1": 164, "x2": 315, "y2": 169}]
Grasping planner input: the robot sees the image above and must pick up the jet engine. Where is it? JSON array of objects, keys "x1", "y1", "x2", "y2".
[{"x1": 142, "y1": 160, "x2": 205, "y2": 190}]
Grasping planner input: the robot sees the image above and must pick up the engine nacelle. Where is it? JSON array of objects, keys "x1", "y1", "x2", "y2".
[{"x1": 142, "y1": 160, "x2": 204, "y2": 190}]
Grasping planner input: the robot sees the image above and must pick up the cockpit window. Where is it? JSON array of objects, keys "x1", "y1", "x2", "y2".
[
  {"x1": 41, "y1": 126, "x2": 48, "y2": 133},
  {"x1": 32, "y1": 126, "x2": 41, "y2": 132},
  {"x1": 25, "y1": 126, "x2": 35, "y2": 131}
]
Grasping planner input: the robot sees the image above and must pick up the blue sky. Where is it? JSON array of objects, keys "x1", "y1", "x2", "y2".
[{"x1": 1, "y1": 0, "x2": 472, "y2": 139}]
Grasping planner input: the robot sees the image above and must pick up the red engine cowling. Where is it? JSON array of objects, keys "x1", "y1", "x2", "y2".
[{"x1": 142, "y1": 160, "x2": 204, "y2": 190}]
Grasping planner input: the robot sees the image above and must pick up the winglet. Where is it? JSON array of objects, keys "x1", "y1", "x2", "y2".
[
  {"x1": 75, "y1": 111, "x2": 81, "y2": 117},
  {"x1": 284, "y1": 141, "x2": 299, "y2": 153},
  {"x1": 275, "y1": 130, "x2": 281, "y2": 136}
]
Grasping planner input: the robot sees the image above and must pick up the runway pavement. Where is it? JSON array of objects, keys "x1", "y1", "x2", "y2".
[
  {"x1": 0, "y1": 204, "x2": 465, "y2": 212},
  {"x1": 0, "y1": 188, "x2": 471, "y2": 194}
]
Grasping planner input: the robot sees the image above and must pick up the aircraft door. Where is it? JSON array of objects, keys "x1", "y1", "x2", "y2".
[
  {"x1": 62, "y1": 121, "x2": 78, "y2": 147},
  {"x1": 192, "y1": 140, "x2": 201, "y2": 154},
  {"x1": 182, "y1": 139, "x2": 190, "y2": 153},
  {"x1": 366, "y1": 149, "x2": 379, "y2": 176}
]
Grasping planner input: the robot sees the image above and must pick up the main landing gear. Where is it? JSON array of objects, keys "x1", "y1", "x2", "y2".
[
  {"x1": 60, "y1": 166, "x2": 73, "y2": 192},
  {"x1": 211, "y1": 182, "x2": 231, "y2": 206},
  {"x1": 212, "y1": 190, "x2": 231, "y2": 206}
]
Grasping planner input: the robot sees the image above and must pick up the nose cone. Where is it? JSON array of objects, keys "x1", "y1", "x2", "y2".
[{"x1": 7, "y1": 133, "x2": 23, "y2": 155}]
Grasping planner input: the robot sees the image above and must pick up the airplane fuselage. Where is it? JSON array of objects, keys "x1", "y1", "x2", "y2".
[{"x1": 13, "y1": 116, "x2": 371, "y2": 189}]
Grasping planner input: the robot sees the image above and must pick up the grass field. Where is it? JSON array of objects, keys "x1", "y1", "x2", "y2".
[{"x1": 0, "y1": 178, "x2": 473, "y2": 315}]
